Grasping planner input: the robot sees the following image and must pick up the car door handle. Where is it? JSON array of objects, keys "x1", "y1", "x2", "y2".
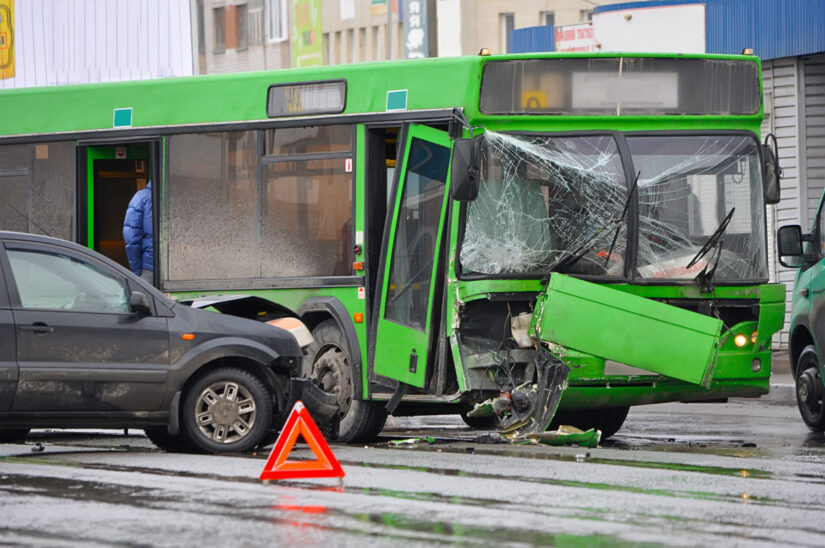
[
  {"x1": 800, "y1": 288, "x2": 810, "y2": 297},
  {"x1": 19, "y1": 323, "x2": 54, "y2": 334},
  {"x1": 812, "y1": 288, "x2": 825, "y2": 295}
]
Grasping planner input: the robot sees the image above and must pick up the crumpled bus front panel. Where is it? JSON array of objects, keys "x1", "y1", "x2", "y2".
[{"x1": 532, "y1": 274, "x2": 722, "y2": 387}]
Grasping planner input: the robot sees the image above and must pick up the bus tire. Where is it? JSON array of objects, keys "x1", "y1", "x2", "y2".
[
  {"x1": 0, "y1": 428, "x2": 30, "y2": 443},
  {"x1": 549, "y1": 406, "x2": 630, "y2": 439},
  {"x1": 795, "y1": 345, "x2": 825, "y2": 432},
  {"x1": 304, "y1": 319, "x2": 387, "y2": 443}
]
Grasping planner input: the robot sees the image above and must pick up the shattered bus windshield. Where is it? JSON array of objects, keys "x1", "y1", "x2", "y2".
[
  {"x1": 459, "y1": 132, "x2": 768, "y2": 283},
  {"x1": 460, "y1": 132, "x2": 628, "y2": 277},
  {"x1": 632, "y1": 134, "x2": 768, "y2": 281}
]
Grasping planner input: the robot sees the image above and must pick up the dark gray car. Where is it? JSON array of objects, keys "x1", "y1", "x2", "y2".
[{"x1": 0, "y1": 231, "x2": 330, "y2": 453}]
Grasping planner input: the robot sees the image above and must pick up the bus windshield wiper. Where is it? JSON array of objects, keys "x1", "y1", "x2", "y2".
[
  {"x1": 686, "y1": 206, "x2": 735, "y2": 293},
  {"x1": 686, "y1": 207, "x2": 735, "y2": 270},
  {"x1": 603, "y1": 171, "x2": 640, "y2": 269},
  {"x1": 542, "y1": 172, "x2": 640, "y2": 284}
]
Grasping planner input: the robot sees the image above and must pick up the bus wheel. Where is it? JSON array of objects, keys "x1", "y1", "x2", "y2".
[
  {"x1": 181, "y1": 367, "x2": 273, "y2": 453},
  {"x1": 0, "y1": 428, "x2": 30, "y2": 443},
  {"x1": 549, "y1": 407, "x2": 630, "y2": 439},
  {"x1": 795, "y1": 345, "x2": 825, "y2": 432},
  {"x1": 305, "y1": 320, "x2": 387, "y2": 443}
]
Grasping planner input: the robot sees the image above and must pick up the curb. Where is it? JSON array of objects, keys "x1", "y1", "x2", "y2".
[{"x1": 764, "y1": 383, "x2": 795, "y2": 405}]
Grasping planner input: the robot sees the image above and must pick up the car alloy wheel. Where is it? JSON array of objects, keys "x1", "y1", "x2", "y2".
[{"x1": 193, "y1": 380, "x2": 258, "y2": 444}]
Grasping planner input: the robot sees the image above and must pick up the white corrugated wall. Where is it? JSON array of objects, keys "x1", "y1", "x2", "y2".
[
  {"x1": 805, "y1": 55, "x2": 825, "y2": 229},
  {"x1": 1, "y1": 0, "x2": 193, "y2": 89},
  {"x1": 764, "y1": 58, "x2": 802, "y2": 350},
  {"x1": 765, "y1": 54, "x2": 825, "y2": 350}
]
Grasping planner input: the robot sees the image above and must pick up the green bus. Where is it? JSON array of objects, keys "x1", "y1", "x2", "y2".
[{"x1": 0, "y1": 52, "x2": 786, "y2": 442}]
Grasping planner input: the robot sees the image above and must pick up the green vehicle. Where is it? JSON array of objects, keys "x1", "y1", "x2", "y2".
[{"x1": 0, "y1": 52, "x2": 785, "y2": 443}]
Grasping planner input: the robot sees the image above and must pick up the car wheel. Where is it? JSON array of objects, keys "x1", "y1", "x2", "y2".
[
  {"x1": 0, "y1": 428, "x2": 30, "y2": 443},
  {"x1": 304, "y1": 319, "x2": 387, "y2": 443},
  {"x1": 795, "y1": 345, "x2": 825, "y2": 432},
  {"x1": 182, "y1": 368, "x2": 273, "y2": 453},
  {"x1": 549, "y1": 407, "x2": 630, "y2": 439},
  {"x1": 143, "y1": 427, "x2": 202, "y2": 453}
]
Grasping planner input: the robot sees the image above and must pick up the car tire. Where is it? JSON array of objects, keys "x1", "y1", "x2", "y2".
[
  {"x1": 143, "y1": 427, "x2": 202, "y2": 453},
  {"x1": 795, "y1": 345, "x2": 825, "y2": 432},
  {"x1": 549, "y1": 407, "x2": 630, "y2": 439},
  {"x1": 181, "y1": 367, "x2": 273, "y2": 454},
  {"x1": 304, "y1": 319, "x2": 387, "y2": 443},
  {"x1": 0, "y1": 428, "x2": 30, "y2": 443}
]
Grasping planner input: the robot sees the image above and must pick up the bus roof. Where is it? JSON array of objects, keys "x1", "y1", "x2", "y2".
[{"x1": 0, "y1": 52, "x2": 761, "y2": 139}]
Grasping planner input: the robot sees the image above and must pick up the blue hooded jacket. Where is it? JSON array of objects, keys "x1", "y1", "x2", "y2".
[{"x1": 122, "y1": 181, "x2": 153, "y2": 275}]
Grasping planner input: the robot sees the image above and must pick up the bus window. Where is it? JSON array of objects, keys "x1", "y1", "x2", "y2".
[
  {"x1": 262, "y1": 158, "x2": 353, "y2": 277},
  {"x1": 460, "y1": 133, "x2": 627, "y2": 277},
  {"x1": 631, "y1": 135, "x2": 767, "y2": 281},
  {"x1": 0, "y1": 142, "x2": 74, "y2": 240},
  {"x1": 166, "y1": 131, "x2": 259, "y2": 282}
]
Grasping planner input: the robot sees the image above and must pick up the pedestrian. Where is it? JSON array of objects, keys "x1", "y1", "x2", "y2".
[{"x1": 123, "y1": 180, "x2": 153, "y2": 283}]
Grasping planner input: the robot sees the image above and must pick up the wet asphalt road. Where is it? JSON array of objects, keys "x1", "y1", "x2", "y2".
[{"x1": 1, "y1": 397, "x2": 825, "y2": 547}]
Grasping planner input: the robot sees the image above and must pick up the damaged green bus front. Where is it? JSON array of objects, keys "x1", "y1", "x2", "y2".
[{"x1": 375, "y1": 55, "x2": 785, "y2": 439}]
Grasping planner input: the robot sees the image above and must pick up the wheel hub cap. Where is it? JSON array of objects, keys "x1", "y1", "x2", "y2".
[
  {"x1": 194, "y1": 381, "x2": 257, "y2": 444},
  {"x1": 312, "y1": 347, "x2": 352, "y2": 416}
]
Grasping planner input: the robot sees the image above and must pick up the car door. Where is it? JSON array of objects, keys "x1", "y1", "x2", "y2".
[
  {"x1": 808, "y1": 198, "x2": 825, "y2": 355},
  {"x1": 0, "y1": 255, "x2": 15, "y2": 411},
  {"x1": 1, "y1": 241, "x2": 170, "y2": 413},
  {"x1": 373, "y1": 125, "x2": 453, "y2": 389}
]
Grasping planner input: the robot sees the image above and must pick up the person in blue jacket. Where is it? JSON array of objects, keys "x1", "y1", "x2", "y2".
[{"x1": 122, "y1": 180, "x2": 153, "y2": 283}]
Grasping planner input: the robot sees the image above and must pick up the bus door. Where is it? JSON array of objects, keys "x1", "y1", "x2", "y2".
[
  {"x1": 79, "y1": 142, "x2": 159, "y2": 274},
  {"x1": 373, "y1": 125, "x2": 452, "y2": 389}
]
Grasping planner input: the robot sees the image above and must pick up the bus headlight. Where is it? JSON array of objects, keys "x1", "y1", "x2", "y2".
[
  {"x1": 734, "y1": 334, "x2": 748, "y2": 348},
  {"x1": 751, "y1": 358, "x2": 762, "y2": 372}
]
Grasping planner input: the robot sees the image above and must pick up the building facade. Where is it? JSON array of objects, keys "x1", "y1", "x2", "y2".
[{"x1": 0, "y1": 0, "x2": 194, "y2": 89}]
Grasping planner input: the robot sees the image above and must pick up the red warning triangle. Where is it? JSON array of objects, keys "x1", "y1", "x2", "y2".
[{"x1": 260, "y1": 400, "x2": 345, "y2": 481}]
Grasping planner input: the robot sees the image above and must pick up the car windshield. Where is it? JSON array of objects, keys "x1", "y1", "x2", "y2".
[
  {"x1": 629, "y1": 135, "x2": 768, "y2": 281},
  {"x1": 459, "y1": 133, "x2": 628, "y2": 277},
  {"x1": 459, "y1": 132, "x2": 768, "y2": 282}
]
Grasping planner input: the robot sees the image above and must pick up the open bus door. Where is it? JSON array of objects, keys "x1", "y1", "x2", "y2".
[
  {"x1": 78, "y1": 141, "x2": 160, "y2": 279},
  {"x1": 372, "y1": 125, "x2": 452, "y2": 389}
]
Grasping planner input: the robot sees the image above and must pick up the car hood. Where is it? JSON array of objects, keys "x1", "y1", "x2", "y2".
[{"x1": 169, "y1": 302, "x2": 302, "y2": 359}]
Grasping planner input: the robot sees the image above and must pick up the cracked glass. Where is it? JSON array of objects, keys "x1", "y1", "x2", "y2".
[
  {"x1": 630, "y1": 135, "x2": 767, "y2": 281},
  {"x1": 460, "y1": 132, "x2": 628, "y2": 277}
]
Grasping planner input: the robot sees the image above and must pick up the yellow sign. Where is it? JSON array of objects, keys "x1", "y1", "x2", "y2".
[{"x1": 0, "y1": 0, "x2": 14, "y2": 79}]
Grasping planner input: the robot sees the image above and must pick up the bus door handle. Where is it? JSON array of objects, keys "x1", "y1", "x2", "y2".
[{"x1": 408, "y1": 350, "x2": 418, "y2": 373}]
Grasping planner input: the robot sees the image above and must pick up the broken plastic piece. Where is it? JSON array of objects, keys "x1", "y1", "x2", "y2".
[
  {"x1": 516, "y1": 425, "x2": 601, "y2": 448},
  {"x1": 389, "y1": 437, "x2": 436, "y2": 447}
]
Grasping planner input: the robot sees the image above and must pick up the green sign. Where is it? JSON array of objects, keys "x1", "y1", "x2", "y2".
[{"x1": 291, "y1": 0, "x2": 322, "y2": 68}]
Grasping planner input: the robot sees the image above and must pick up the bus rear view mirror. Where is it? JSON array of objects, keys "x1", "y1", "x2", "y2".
[
  {"x1": 450, "y1": 137, "x2": 481, "y2": 201},
  {"x1": 777, "y1": 225, "x2": 805, "y2": 268},
  {"x1": 762, "y1": 134, "x2": 782, "y2": 205}
]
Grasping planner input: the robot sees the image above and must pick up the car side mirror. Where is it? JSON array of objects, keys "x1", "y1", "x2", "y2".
[
  {"x1": 450, "y1": 136, "x2": 482, "y2": 201},
  {"x1": 129, "y1": 291, "x2": 153, "y2": 316},
  {"x1": 762, "y1": 134, "x2": 782, "y2": 205},
  {"x1": 777, "y1": 225, "x2": 805, "y2": 268}
]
